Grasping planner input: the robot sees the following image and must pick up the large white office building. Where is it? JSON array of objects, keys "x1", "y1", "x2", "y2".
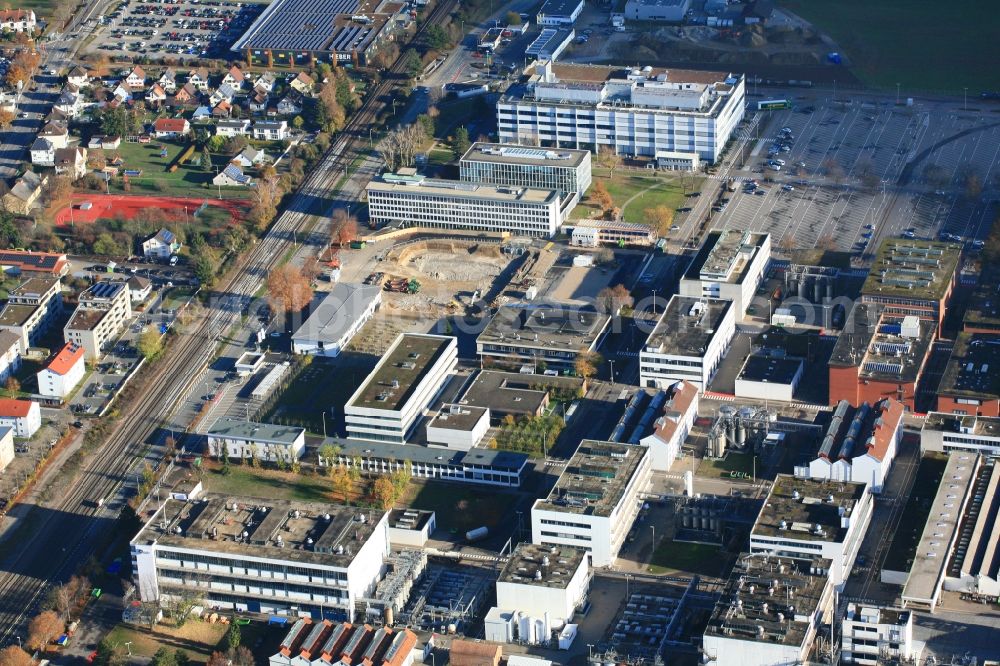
[
  {"x1": 749, "y1": 475, "x2": 872, "y2": 588},
  {"x1": 344, "y1": 333, "x2": 457, "y2": 443},
  {"x1": 679, "y1": 229, "x2": 771, "y2": 316},
  {"x1": 531, "y1": 440, "x2": 651, "y2": 567},
  {"x1": 459, "y1": 142, "x2": 592, "y2": 200},
  {"x1": 366, "y1": 172, "x2": 568, "y2": 238},
  {"x1": 130, "y1": 494, "x2": 389, "y2": 621},
  {"x1": 639, "y1": 295, "x2": 735, "y2": 391},
  {"x1": 497, "y1": 61, "x2": 745, "y2": 164}
]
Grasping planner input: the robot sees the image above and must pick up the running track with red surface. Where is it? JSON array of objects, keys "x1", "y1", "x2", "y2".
[{"x1": 55, "y1": 194, "x2": 247, "y2": 226}]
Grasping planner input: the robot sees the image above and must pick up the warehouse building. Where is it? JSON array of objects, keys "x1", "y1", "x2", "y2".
[
  {"x1": 231, "y1": 0, "x2": 409, "y2": 67},
  {"x1": 566, "y1": 220, "x2": 658, "y2": 247},
  {"x1": 525, "y1": 28, "x2": 575, "y2": 62},
  {"x1": 749, "y1": 475, "x2": 872, "y2": 587},
  {"x1": 860, "y1": 238, "x2": 961, "y2": 338},
  {"x1": 639, "y1": 295, "x2": 735, "y2": 390},
  {"x1": 536, "y1": 0, "x2": 583, "y2": 25},
  {"x1": 941, "y1": 457, "x2": 1000, "y2": 599},
  {"x1": 477, "y1": 302, "x2": 611, "y2": 370},
  {"x1": 921, "y1": 412, "x2": 1000, "y2": 457},
  {"x1": 901, "y1": 451, "x2": 980, "y2": 611},
  {"x1": 497, "y1": 61, "x2": 745, "y2": 163},
  {"x1": 486, "y1": 543, "x2": 589, "y2": 644},
  {"x1": 329, "y1": 439, "x2": 528, "y2": 487},
  {"x1": 734, "y1": 353, "x2": 804, "y2": 402},
  {"x1": 366, "y1": 172, "x2": 568, "y2": 237},
  {"x1": 679, "y1": 229, "x2": 771, "y2": 316},
  {"x1": 798, "y1": 398, "x2": 904, "y2": 493},
  {"x1": 531, "y1": 440, "x2": 651, "y2": 567},
  {"x1": 131, "y1": 494, "x2": 389, "y2": 620},
  {"x1": 624, "y1": 0, "x2": 691, "y2": 22},
  {"x1": 828, "y1": 304, "x2": 934, "y2": 411},
  {"x1": 841, "y1": 604, "x2": 915, "y2": 665},
  {"x1": 292, "y1": 283, "x2": 382, "y2": 357},
  {"x1": 345, "y1": 333, "x2": 457, "y2": 443},
  {"x1": 459, "y1": 143, "x2": 592, "y2": 200},
  {"x1": 935, "y1": 333, "x2": 1000, "y2": 417},
  {"x1": 703, "y1": 554, "x2": 834, "y2": 666}
]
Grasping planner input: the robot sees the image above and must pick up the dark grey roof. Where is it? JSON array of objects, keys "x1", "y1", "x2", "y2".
[
  {"x1": 293, "y1": 283, "x2": 382, "y2": 345},
  {"x1": 330, "y1": 438, "x2": 528, "y2": 471}
]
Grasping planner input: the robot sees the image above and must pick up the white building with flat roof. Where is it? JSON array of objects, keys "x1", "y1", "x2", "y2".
[
  {"x1": 130, "y1": 494, "x2": 388, "y2": 621},
  {"x1": 703, "y1": 554, "x2": 834, "y2": 666},
  {"x1": 749, "y1": 475, "x2": 872, "y2": 588},
  {"x1": 921, "y1": 412, "x2": 1000, "y2": 457},
  {"x1": 679, "y1": 229, "x2": 771, "y2": 316},
  {"x1": 345, "y1": 334, "x2": 457, "y2": 443},
  {"x1": 531, "y1": 441, "x2": 651, "y2": 567},
  {"x1": 425, "y1": 404, "x2": 490, "y2": 450},
  {"x1": 840, "y1": 604, "x2": 915, "y2": 665},
  {"x1": 459, "y1": 142, "x2": 592, "y2": 199},
  {"x1": 366, "y1": 172, "x2": 567, "y2": 238},
  {"x1": 291, "y1": 283, "x2": 382, "y2": 357},
  {"x1": 206, "y1": 418, "x2": 306, "y2": 463},
  {"x1": 497, "y1": 61, "x2": 745, "y2": 163},
  {"x1": 639, "y1": 296, "x2": 735, "y2": 390},
  {"x1": 493, "y1": 543, "x2": 589, "y2": 629}
]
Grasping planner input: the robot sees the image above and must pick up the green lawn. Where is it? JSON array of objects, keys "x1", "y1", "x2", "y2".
[
  {"x1": 106, "y1": 141, "x2": 246, "y2": 199},
  {"x1": 698, "y1": 452, "x2": 760, "y2": 479},
  {"x1": 160, "y1": 285, "x2": 198, "y2": 311},
  {"x1": 574, "y1": 172, "x2": 694, "y2": 226},
  {"x1": 779, "y1": 0, "x2": 1000, "y2": 91},
  {"x1": 203, "y1": 466, "x2": 334, "y2": 503},
  {"x1": 400, "y1": 481, "x2": 519, "y2": 534},
  {"x1": 649, "y1": 540, "x2": 729, "y2": 576},
  {"x1": 104, "y1": 618, "x2": 279, "y2": 664}
]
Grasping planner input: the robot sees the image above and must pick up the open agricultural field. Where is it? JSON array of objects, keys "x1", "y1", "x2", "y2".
[{"x1": 779, "y1": 0, "x2": 1000, "y2": 91}]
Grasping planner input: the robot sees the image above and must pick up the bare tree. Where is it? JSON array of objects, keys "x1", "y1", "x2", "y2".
[
  {"x1": 596, "y1": 146, "x2": 623, "y2": 179},
  {"x1": 377, "y1": 124, "x2": 424, "y2": 172}
]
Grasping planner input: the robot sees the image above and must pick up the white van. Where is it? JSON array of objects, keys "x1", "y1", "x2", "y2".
[{"x1": 169, "y1": 255, "x2": 179, "y2": 266}]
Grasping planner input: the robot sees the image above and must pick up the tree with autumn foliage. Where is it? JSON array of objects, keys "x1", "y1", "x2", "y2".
[
  {"x1": 372, "y1": 477, "x2": 396, "y2": 510},
  {"x1": 574, "y1": 350, "x2": 602, "y2": 380},
  {"x1": 0, "y1": 646, "x2": 33, "y2": 666},
  {"x1": 644, "y1": 205, "x2": 674, "y2": 236},
  {"x1": 597, "y1": 284, "x2": 634, "y2": 315},
  {"x1": 588, "y1": 181, "x2": 614, "y2": 216},
  {"x1": 329, "y1": 209, "x2": 358, "y2": 247},
  {"x1": 27, "y1": 610, "x2": 64, "y2": 650},
  {"x1": 267, "y1": 265, "x2": 313, "y2": 314}
]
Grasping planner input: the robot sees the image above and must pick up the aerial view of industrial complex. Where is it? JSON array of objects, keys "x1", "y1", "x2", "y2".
[{"x1": 0, "y1": 0, "x2": 996, "y2": 664}]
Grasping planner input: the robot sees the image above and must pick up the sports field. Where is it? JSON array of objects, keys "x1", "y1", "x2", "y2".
[
  {"x1": 55, "y1": 194, "x2": 246, "y2": 226},
  {"x1": 779, "y1": 0, "x2": 1000, "y2": 92}
]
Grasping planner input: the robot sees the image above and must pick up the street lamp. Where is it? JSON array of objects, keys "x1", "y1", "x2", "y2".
[
  {"x1": 963, "y1": 87, "x2": 968, "y2": 111},
  {"x1": 321, "y1": 410, "x2": 328, "y2": 438},
  {"x1": 609, "y1": 359, "x2": 615, "y2": 382}
]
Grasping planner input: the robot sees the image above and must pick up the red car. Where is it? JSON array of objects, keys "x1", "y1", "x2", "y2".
[{"x1": 87, "y1": 650, "x2": 99, "y2": 663}]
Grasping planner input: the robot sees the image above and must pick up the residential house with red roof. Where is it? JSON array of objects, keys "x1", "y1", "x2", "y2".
[
  {"x1": 0, "y1": 9, "x2": 36, "y2": 32},
  {"x1": 639, "y1": 380, "x2": 699, "y2": 472},
  {"x1": 153, "y1": 117, "x2": 190, "y2": 138},
  {"x1": 0, "y1": 398, "x2": 41, "y2": 438},
  {"x1": 37, "y1": 342, "x2": 85, "y2": 399},
  {"x1": 802, "y1": 398, "x2": 904, "y2": 493}
]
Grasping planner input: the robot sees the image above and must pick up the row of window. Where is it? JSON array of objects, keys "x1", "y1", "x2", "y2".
[
  {"x1": 540, "y1": 530, "x2": 592, "y2": 542},
  {"x1": 155, "y1": 551, "x2": 348, "y2": 580},
  {"x1": 540, "y1": 518, "x2": 591, "y2": 530}
]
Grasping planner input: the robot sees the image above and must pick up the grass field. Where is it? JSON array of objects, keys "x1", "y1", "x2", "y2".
[
  {"x1": 779, "y1": 0, "x2": 1000, "y2": 91},
  {"x1": 105, "y1": 619, "x2": 279, "y2": 664},
  {"x1": 573, "y1": 171, "x2": 693, "y2": 226},
  {"x1": 203, "y1": 466, "x2": 335, "y2": 503},
  {"x1": 649, "y1": 540, "x2": 729, "y2": 576},
  {"x1": 697, "y1": 452, "x2": 760, "y2": 479},
  {"x1": 399, "y1": 481, "x2": 519, "y2": 534},
  {"x1": 106, "y1": 141, "x2": 247, "y2": 199}
]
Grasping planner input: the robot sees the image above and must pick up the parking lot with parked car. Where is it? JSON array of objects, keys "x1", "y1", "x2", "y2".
[
  {"x1": 709, "y1": 92, "x2": 1000, "y2": 257},
  {"x1": 91, "y1": 0, "x2": 262, "y2": 59}
]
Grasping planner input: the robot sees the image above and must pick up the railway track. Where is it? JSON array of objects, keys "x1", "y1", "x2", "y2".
[{"x1": 0, "y1": 0, "x2": 458, "y2": 642}]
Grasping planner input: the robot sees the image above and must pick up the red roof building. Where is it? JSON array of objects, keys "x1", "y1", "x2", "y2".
[{"x1": 0, "y1": 250, "x2": 70, "y2": 276}]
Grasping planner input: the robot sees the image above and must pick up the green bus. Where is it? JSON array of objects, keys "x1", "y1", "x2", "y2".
[{"x1": 757, "y1": 99, "x2": 792, "y2": 110}]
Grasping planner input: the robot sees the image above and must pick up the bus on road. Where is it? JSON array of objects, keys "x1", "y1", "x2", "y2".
[{"x1": 758, "y1": 99, "x2": 792, "y2": 110}]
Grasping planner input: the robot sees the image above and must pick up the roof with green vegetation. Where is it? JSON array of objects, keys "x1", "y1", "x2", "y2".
[
  {"x1": 861, "y1": 238, "x2": 961, "y2": 301},
  {"x1": 751, "y1": 474, "x2": 867, "y2": 542}
]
